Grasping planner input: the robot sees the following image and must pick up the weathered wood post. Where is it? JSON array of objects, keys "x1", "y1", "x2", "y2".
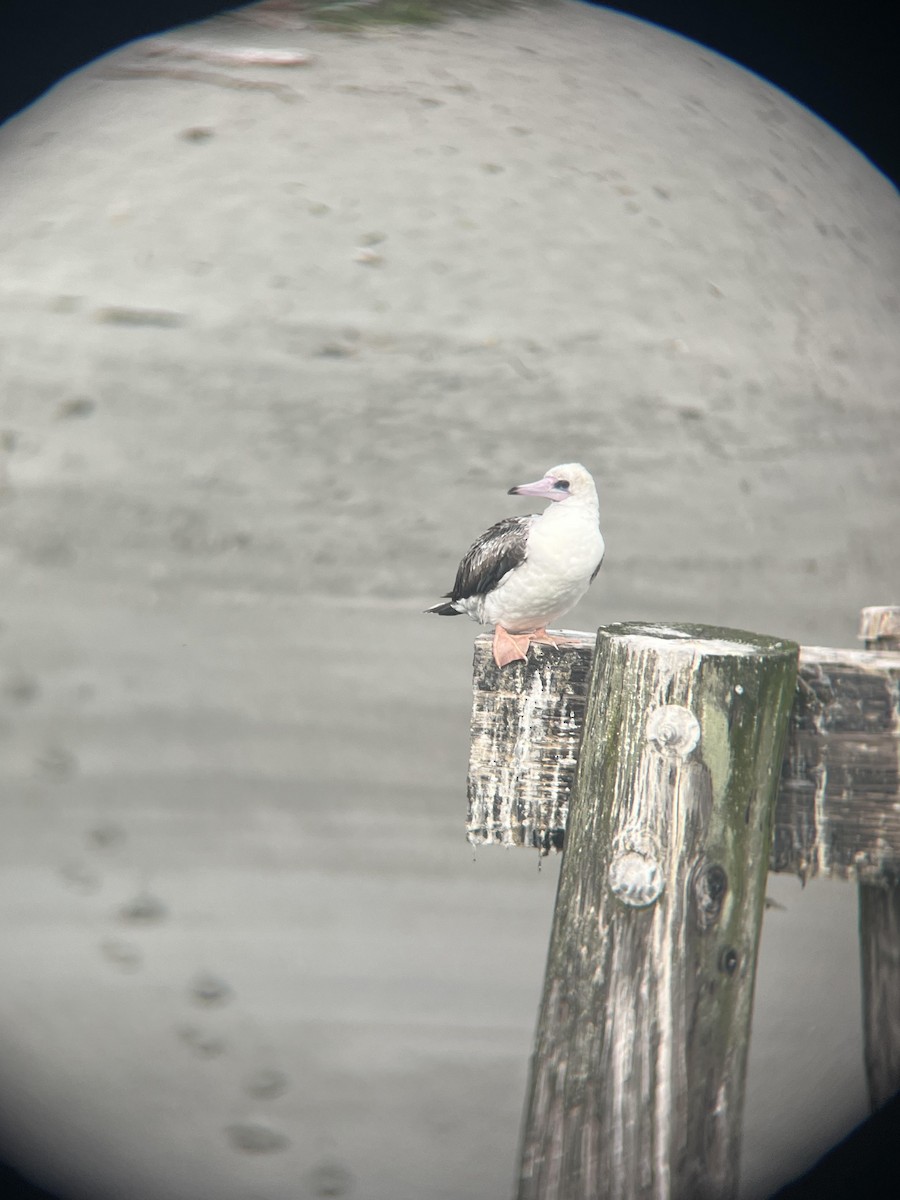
[
  {"x1": 516, "y1": 623, "x2": 799, "y2": 1200},
  {"x1": 857, "y1": 605, "x2": 900, "y2": 1112}
]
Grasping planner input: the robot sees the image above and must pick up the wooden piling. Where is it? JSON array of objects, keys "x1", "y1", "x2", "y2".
[
  {"x1": 857, "y1": 605, "x2": 900, "y2": 1112},
  {"x1": 515, "y1": 623, "x2": 799, "y2": 1200}
]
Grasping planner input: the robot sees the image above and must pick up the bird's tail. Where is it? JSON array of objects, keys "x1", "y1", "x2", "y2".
[{"x1": 425, "y1": 600, "x2": 462, "y2": 616}]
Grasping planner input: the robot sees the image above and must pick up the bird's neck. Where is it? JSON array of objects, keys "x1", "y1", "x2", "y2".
[{"x1": 541, "y1": 495, "x2": 600, "y2": 526}]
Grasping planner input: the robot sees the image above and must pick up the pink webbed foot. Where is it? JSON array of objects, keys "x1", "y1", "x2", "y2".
[
  {"x1": 492, "y1": 626, "x2": 584, "y2": 667},
  {"x1": 492, "y1": 625, "x2": 533, "y2": 667},
  {"x1": 529, "y1": 629, "x2": 583, "y2": 649}
]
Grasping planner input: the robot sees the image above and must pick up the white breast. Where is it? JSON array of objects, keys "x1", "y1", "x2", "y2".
[{"x1": 479, "y1": 505, "x2": 604, "y2": 633}]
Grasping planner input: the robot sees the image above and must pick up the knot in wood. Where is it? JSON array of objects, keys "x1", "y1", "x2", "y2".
[
  {"x1": 691, "y1": 860, "x2": 728, "y2": 930},
  {"x1": 608, "y1": 832, "x2": 664, "y2": 908},
  {"x1": 719, "y1": 947, "x2": 740, "y2": 976},
  {"x1": 646, "y1": 704, "x2": 700, "y2": 758}
]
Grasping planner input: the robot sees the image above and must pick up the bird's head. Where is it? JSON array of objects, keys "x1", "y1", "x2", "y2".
[{"x1": 508, "y1": 462, "x2": 596, "y2": 503}]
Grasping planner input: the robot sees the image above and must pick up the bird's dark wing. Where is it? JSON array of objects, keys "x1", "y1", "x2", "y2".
[
  {"x1": 590, "y1": 550, "x2": 605, "y2": 583},
  {"x1": 448, "y1": 515, "x2": 534, "y2": 602}
]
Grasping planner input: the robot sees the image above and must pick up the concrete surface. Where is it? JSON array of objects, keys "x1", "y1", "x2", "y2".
[{"x1": 0, "y1": 1, "x2": 897, "y2": 1197}]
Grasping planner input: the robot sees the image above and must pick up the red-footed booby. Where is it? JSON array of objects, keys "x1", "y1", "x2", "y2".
[{"x1": 426, "y1": 463, "x2": 605, "y2": 667}]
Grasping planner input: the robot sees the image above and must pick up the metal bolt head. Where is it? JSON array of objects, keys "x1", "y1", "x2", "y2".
[
  {"x1": 609, "y1": 832, "x2": 664, "y2": 908},
  {"x1": 646, "y1": 705, "x2": 700, "y2": 758}
]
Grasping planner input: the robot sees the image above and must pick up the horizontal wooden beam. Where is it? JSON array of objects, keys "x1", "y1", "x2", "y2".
[{"x1": 467, "y1": 628, "x2": 900, "y2": 883}]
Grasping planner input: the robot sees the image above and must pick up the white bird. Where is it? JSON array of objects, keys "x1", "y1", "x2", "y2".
[{"x1": 426, "y1": 463, "x2": 605, "y2": 667}]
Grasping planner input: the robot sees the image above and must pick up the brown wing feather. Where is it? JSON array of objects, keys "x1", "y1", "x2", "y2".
[{"x1": 449, "y1": 515, "x2": 534, "y2": 602}]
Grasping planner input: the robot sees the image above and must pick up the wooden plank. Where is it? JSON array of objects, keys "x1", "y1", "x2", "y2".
[
  {"x1": 516, "y1": 623, "x2": 798, "y2": 1200},
  {"x1": 467, "y1": 630, "x2": 595, "y2": 852},
  {"x1": 856, "y1": 606, "x2": 900, "y2": 1111},
  {"x1": 859, "y1": 605, "x2": 900, "y2": 645},
  {"x1": 859, "y1": 881, "x2": 900, "y2": 1110},
  {"x1": 467, "y1": 632, "x2": 900, "y2": 882},
  {"x1": 775, "y1": 646, "x2": 900, "y2": 883}
]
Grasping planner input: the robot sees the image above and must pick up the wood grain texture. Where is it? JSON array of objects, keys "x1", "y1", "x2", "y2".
[
  {"x1": 775, "y1": 648, "x2": 900, "y2": 883},
  {"x1": 857, "y1": 607, "x2": 900, "y2": 1111},
  {"x1": 468, "y1": 631, "x2": 595, "y2": 851},
  {"x1": 859, "y1": 882, "x2": 900, "y2": 1110},
  {"x1": 516, "y1": 623, "x2": 799, "y2": 1200},
  {"x1": 859, "y1": 605, "x2": 900, "y2": 647},
  {"x1": 468, "y1": 634, "x2": 900, "y2": 882}
]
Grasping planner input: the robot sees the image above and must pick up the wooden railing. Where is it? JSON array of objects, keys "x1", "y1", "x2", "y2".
[{"x1": 466, "y1": 606, "x2": 900, "y2": 1199}]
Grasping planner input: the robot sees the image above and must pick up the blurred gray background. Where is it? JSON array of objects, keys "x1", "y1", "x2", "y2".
[{"x1": 0, "y1": 2, "x2": 897, "y2": 1197}]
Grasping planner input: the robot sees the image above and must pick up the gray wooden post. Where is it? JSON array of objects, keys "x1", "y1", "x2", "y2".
[
  {"x1": 516, "y1": 623, "x2": 799, "y2": 1200},
  {"x1": 857, "y1": 605, "x2": 900, "y2": 1112}
]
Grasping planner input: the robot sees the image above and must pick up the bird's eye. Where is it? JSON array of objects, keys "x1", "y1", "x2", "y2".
[{"x1": 555, "y1": 480, "x2": 570, "y2": 491}]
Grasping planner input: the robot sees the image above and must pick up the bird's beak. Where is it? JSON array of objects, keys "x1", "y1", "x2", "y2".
[{"x1": 508, "y1": 475, "x2": 557, "y2": 497}]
